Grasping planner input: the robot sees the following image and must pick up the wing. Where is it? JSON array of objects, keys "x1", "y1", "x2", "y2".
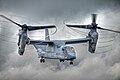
[
  {"x1": 63, "y1": 38, "x2": 91, "y2": 44},
  {"x1": 30, "y1": 40, "x2": 53, "y2": 45},
  {"x1": 29, "y1": 38, "x2": 91, "y2": 45}
]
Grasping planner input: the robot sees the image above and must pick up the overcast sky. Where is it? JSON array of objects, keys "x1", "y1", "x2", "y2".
[{"x1": 0, "y1": 0, "x2": 120, "y2": 80}]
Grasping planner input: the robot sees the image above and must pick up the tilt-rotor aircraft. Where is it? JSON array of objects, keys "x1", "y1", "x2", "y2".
[{"x1": 0, "y1": 14, "x2": 120, "y2": 65}]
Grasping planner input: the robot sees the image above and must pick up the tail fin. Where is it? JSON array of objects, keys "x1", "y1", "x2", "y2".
[{"x1": 45, "y1": 29, "x2": 50, "y2": 40}]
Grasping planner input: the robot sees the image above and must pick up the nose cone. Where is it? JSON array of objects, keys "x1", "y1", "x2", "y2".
[{"x1": 68, "y1": 52, "x2": 76, "y2": 59}]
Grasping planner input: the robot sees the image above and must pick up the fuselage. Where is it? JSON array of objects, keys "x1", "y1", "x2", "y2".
[{"x1": 36, "y1": 45, "x2": 76, "y2": 61}]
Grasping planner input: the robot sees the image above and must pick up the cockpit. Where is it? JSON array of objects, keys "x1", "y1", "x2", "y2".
[{"x1": 62, "y1": 46, "x2": 76, "y2": 58}]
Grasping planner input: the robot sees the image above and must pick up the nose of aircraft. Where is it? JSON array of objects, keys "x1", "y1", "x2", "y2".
[{"x1": 68, "y1": 52, "x2": 76, "y2": 59}]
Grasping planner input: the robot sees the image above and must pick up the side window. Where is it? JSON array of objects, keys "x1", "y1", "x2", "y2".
[
  {"x1": 62, "y1": 48, "x2": 67, "y2": 54},
  {"x1": 46, "y1": 46, "x2": 54, "y2": 52}
]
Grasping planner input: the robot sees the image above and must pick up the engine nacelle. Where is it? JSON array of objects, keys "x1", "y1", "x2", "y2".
[
  {"x1": 18, "y1": 48, "x2": 25, "y2": 55},
  {"x1": 18, "y1": 32, "x2": 28, "y2": 55},
  {"x1": 88, "y1": 30, "x2": 98, "y2": 53}
]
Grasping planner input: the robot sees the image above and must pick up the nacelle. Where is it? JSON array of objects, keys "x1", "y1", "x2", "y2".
[
  {"x1": 18, "y1": 31, "x2": 28, "y2": 55},
  {"x1": 88, "y1": 30, "x2": 98, "y2": 53}
]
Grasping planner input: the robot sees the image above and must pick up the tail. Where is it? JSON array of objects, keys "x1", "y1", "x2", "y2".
[{"x1": 45, "y1": 29, "x2": 50, "y2": 40}]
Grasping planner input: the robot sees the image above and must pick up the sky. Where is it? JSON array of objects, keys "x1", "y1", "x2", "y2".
[{"x1": 0, "y1": 0, "x2": 120, "y2": 80}]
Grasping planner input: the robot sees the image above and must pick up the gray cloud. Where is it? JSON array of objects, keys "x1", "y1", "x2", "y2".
[{"x1": 0, "y1": 0, "x2": 120, "y2": 80}]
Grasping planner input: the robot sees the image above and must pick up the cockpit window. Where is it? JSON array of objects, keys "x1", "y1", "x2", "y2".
[{"x1": 62, "y1": 46, "x2": 75, "y2": 54}]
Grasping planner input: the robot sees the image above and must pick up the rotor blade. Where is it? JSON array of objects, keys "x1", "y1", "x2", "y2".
[
  {"x1": 92, "y1": 14, "x2": 97, "y2": 23},
  {"x1": 0, "y1": 15, "x2": 22, "y2": 27},
  {"x1": 27, "y1": 25, "x2": 56, "y2": 31},
  {"x1": 66, "y1": 24, "x2": 92, "y2": 29},
  {"x1": 97, "y1": 27, "x2": 120, "y2": 33}
]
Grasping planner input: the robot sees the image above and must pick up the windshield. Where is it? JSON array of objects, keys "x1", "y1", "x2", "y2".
[{"x1": 62, "y1": 46, "x2": 75, "y2": 54}]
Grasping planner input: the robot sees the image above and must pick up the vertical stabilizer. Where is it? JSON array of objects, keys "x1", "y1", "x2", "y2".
[{"x1": 45, "y1": 29, "x2": 50, "y2": 40}]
